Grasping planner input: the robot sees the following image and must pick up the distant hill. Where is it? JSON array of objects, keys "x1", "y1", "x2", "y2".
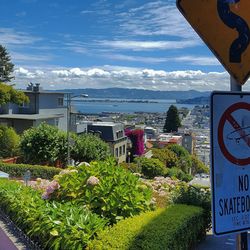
[
  {"x1": 58, "y1": 88, "x2": 210, "y2": 100},
  {"x1": 176, "y1": 96, "x2": 210, "y2": 105}
]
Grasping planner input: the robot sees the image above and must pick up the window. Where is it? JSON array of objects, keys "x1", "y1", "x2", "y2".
[
  {"x1": 55, "y1": 118, "x2": 59, "y2": 126},
  {"x1": 116, "y1": 130, "x2": 123, "y2": 139},
  {"x1": 57, "y1": 97, "x2": 64, "y2": 107},
  {"x1": 115, "y1": 148, "x2": 119, "y2": 158},
  {"x1": 119, "y1": 146, "x2": 122, "y2": 156},
  {"x1": 123, "y1": 145, "x2": 126, "y2": 155}
]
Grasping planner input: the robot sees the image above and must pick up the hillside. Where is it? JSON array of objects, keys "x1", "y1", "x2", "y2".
[{"x1": 59, "y1": 88, "x2": 210, "y2": 100}]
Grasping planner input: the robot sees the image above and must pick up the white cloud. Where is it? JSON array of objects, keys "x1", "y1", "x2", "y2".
[
  {"x1": 99, "y1": 40, "x2": 200, "y2": 51},
  {"x1": 174, "y1": 56, "x2": 220, "y2": 66},
  {"x1": 105, "y1": 54, "x2": 167, "y2": 63},
  {"x1": 80, "y1": 10, "x2": 95, "y2": 14},
  {"x1": 12, "y1": 66, "x2": 238, "y2": 92},
  {"x1": 117, "y1": 1, "x2": 197, "y2": 39},
  {"x1": 104, "y1": 53, "x2": 218, "y2": 66},
  {"x1": 10, "y1": 52, "x2": 53, "y2": 63},
  {"x1": 0, "y1": 28, "x2": 41, "y2": 46}
]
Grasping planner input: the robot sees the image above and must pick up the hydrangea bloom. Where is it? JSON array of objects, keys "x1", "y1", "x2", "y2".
[
  {"x1": 86, "y1": 176, "x2": 100, "y2": 186},
  {"x1": 42, "y1": 180, "x2": 60, "y2": 200}
]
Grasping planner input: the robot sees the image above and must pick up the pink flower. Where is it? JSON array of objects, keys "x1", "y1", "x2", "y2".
[
  {"x1": 86, "y1": 176, "x2": 100, "y2": 186},
  {"x1": 41, "y1": 180, "x2": 60, "y2": 200},
  {"x1": 42, "y1": 192, "x2": 50, "y2": 200}
]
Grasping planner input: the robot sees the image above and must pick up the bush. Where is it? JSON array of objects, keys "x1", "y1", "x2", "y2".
[
  {"x1": 0, "y1": 162, "x2": 60, "y2": 179},
  {"x1": 119, "y1": 162, "x2": 140, "y2": 173},
  {"x1": 20, "y1": 123, "x2": 69, "y2": 167},
  {"x1": 191, "y1": 155, "x2": 209, "y2": 174},
  {"x1": 72, "y1": 133, "x2": 111, "y2": 163},
  {"x1": 0, "y1": 179, "x2": 107, "y2": 249},
  {"x1": 0, "y1": 125, "x2": 20, "y2": 158},
  {"x1": 135, "y1": 157, "x2": 166, "y2": 178},
  {"x1": 172, "y1": 182, "x2": 211, "y2": 230},
  {"x1": 125, "y1": 129, "x2": 144, "y2": 156},
  {"x1": 165, "y1": 167, "x2": 193, "y2": 182},
  {"x1": 152, "y1": 148, "x2": 178, "y2": 168},
  {"x1": 51, "y1": 159, "x2": 153, "y2": 224},
  {"x1": 88, "y1": 204, "x2": 208, "y2": 250},
  {"x1": 167, "y1": 144, "x2": 192, "y2": 173}
]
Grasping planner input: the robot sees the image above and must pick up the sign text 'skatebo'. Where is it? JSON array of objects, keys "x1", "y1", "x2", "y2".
[{"x1": 211, "y1": 92, "x2": 250, "y2": 235}]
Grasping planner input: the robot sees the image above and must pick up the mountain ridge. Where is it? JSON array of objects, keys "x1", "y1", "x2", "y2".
[{"x1": 57, "y1": 88, "x2": 210, "y2": 100}]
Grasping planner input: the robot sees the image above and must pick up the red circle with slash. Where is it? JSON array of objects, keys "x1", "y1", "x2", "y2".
[{"x1": 218, "y1": 102, "x2": 250, "y2": 166}]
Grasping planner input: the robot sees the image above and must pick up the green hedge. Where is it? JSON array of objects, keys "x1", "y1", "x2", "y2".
[
  {"x1": 0, "y1": 179, "x2": 107, "y2": 249},
  {"x1": 88, "y1": 204, "x2": 208, "y2": 250},
  {"x1": 0, "y1": 162, "x2": 60, "y2": 179}
]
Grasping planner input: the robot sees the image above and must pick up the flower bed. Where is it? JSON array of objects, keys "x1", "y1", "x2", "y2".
[
  {"x1": 44, "y1": 159, "x2": 153, "y2": 224},
  {"x1": 0, "y1": 179, "x2": 107, "y2": 249}
]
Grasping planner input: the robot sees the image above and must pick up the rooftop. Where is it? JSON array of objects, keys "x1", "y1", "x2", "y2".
[{"x1": 0, "y1": 114, "x2": 64, "y2": 120}]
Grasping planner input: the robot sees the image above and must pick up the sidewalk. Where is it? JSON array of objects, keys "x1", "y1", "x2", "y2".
[
  {"x1": 0, "y1": 226, "x2": 18, "y2": 250},
  {"x1": 196, "y1": 230, "x2": 250, "y2": 250}
]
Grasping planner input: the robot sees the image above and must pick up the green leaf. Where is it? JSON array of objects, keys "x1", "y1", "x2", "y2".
[{"x1": 50, "y1": 229, "x2": 59, "y2": 236}]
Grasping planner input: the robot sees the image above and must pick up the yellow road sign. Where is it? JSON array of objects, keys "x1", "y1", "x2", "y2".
[{"x1": 177, "y1": 0, "x2": 250, "y2": 85}]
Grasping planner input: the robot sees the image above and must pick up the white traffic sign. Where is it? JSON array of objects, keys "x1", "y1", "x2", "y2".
[{"x1": 211, "y1": 91, "x2": 250, "y2": 235}]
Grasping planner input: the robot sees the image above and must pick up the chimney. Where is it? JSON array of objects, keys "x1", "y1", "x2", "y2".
[
  {"x1": 33, "y1": 83, "x2": 40, "y2": 92},
  {"x1": 27, "y1": 82, "x2": 33, "y2": 91}
]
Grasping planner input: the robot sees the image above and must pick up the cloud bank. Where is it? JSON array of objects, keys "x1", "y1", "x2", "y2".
[{"x1": 12, "y1": 66, "x2": 241, "y2": 92}]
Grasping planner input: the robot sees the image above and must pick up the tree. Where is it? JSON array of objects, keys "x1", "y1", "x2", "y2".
[
  {"x1": 135, "y1": 157, "x2": 166, "y2": 178},
  {"x1": 167, "y1": 144, "x2": 192, "y2": 174},
  {"x1": 20, "y1": 123, "x2": 69, "y2": 166},
  {"x1": 0, "y1": 82, "x2": 29, "y2": 105},
  {"x1": 190, "y1": 155, "x2": 209, "y2": 175},
  {"x1": 152, "y1": 148, "x2": 178, "y2": 168},
  {"x1": 0, "y1": 125, "x2": 20, "y2": 158},
  {"x1": 72, "y1": 133, "x2": 111, "y2": 163},
  {"x1": 163, "y1": 105, "x2": 181, "y2": 133},
  {"x1": 125, "y1": 129, "x2": 144, "y2": 156},
  {"x1": 0, "y1": 45, "x2": 14, "y2": 82}
]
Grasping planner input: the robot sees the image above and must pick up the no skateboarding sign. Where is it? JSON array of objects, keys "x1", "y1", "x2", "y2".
[{"x1": 211, "y1": 92, "x2": 250, "y2": 235}]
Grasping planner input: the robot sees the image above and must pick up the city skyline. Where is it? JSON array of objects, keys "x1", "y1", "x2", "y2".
[{"x1": 2, "y1": 0, "x2": 250, "y2": 91}]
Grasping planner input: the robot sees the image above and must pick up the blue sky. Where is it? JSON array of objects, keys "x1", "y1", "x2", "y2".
[{"x1": 1, "y1": 0, "x2": 247, "y2": 91}]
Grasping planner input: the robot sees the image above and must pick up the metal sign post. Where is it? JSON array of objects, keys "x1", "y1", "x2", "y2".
[{"x1": 231, "y1": 76, "x2": 248, "y2": 250}]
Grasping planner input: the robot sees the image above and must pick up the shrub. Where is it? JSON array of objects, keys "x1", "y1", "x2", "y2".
[
  {"x1": 172, "y1": 182, "x2": 211, "y2": 212},
  {"x1": 191, "y1": 155, "x2": 209, "y2": 174},
  {"x1": 152, "y1": 148, "x2": 178, "y2": 168},
  {"x1": 167, "y1": 144, "x2": 192, "y2": 173},
  {"x1": 51, "y1": 159, "x2": 153, "y2": 224},
  {"x1": 119, "y1": 162, "x2": 140, "y2": 173},
  {"x1": 0, "y1": 179, "x2": 107, "y2": 249},
  {"x1": 88, "y1": 204, "x2": 207, "y2": 250},
  {"x1": 71, "y1": 133, "x2": 111, "y2": 163},
  {"x1": 125, "y1": 129, "x2": 144, "y2": 156},
  {"x1": 0, "y1": 162, "x2": 60, "y2": 179},
  {"x1": 20, "y1": 123, "x2": 69, "y2": 167},
  {"x1": 135, "y1": 157, "x2": 166, "y2": 178},
  {"x1": 165, "y1": 167, "x2": 193, "y2": 182},
  {"x1": 0, "y1": 125, "x2": 20, "y2": 158},
  {"x1": 172, "y1": 182, "x2": 211, "y2": 230}
]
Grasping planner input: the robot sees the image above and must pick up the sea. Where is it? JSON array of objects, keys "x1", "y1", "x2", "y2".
[{"x1": 71, "y1": 98, "x2": 195, "y2": 114}]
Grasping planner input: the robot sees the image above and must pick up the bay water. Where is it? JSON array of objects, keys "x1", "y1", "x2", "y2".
[{"x1": 72, "y1": 98, "x2": 195, "y2": 114}]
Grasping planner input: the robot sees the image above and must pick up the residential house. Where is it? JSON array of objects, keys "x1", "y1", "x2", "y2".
[
  {"x1": 0, "y1": 83, "x2": 68, "y2": 133},
  {"x1": 182, "y1": 132, "x2": 195, "y2": 154},
  {"x1": 87, "y1": 122, "x2": 127, "y2": 163}
]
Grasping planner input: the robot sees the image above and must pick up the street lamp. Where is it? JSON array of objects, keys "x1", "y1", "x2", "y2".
[{"x1": 66, "y1": 93, "x2": 86, "y2": 166}]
